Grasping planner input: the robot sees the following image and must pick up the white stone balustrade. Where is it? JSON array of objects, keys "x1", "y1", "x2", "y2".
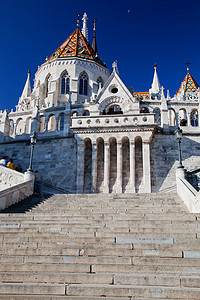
[
  {"x1": 71, "y1": 114, "x2": 155, "y2": 129},
  {"x1": 0, "y1": 166, "x2": 34, "y2": 210}
]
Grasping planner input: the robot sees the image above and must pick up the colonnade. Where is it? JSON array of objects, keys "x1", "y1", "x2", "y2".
[{"x1": 76, "y1": 134, "x2": 152, "y2": 194}]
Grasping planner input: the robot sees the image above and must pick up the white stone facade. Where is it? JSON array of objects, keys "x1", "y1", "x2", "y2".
[{"x1": 0, "y1": 14, "x2": 200, "y2": 194}]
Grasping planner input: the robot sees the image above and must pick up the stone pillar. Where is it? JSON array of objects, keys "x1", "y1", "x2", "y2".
[
  {"x1": 116, "y1": 141, "x2": 122, "y2": 193},
  {"x1": 129, "y1": 141, "x2": 136, "y2": 193},
  {"x1": 91, "y1": 142, "x2": 97, "y2": 193},
  {"x1": 142, "y1": 141, "x2": 151, "y2": 193},
  {"x1": 103, "y1": 141, "x2": 110, "y2": 193},
  {"x1": 76, "y1": 142, "x2": 85, "y2": 194}
]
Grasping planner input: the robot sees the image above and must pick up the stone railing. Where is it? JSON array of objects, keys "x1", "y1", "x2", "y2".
[
  {"x1": 71, "y1": 114, "x2": 155, "y2": 129},
  {"x1": 0, "y1": 166, "x2": 34, "y2": 211},
  {"x1": 176, "y1": 168, "x2": 200, "y2": 213}
]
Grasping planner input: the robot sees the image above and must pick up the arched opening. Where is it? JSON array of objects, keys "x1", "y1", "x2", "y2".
[
  {"x1": 97, "y1": 77, "x2": 103, "y2": 91},
  {"x1": 109, "y1": 137, "x2": 117, "y2": 193},
  {"x1": 190, "y1": 109, "x2": 198, "y2": 127},
  {"x1": 82, "y1": 110, "x2": 90, "y2": 116},
  {"x1": 179, "y1": 108, "x2": 187, "y2": 126},
  {"x1": 8, "y1": 120, "x2": 14, "y2": 136},
  {"x1": 140, "y1": 107, "x2": 149, "y2": 113},
  {"x1": 168, "y1": 109, "x2": 176, "y2": 126},
  {"x1": 122, "y1": 137, "x2": 130, "y2": 193},
  {"x1": 83, "y1": 138, "x2": 92, "y2": 193},
  {"x1": 39, "y1": 116, "x2": 46, "y2": 132},
  {"x1": 45, "y1": 74, "x2": 52, "y2": 98},
  {"x1": 135, "y1": 136, "x2": 143, "y2": 193},
  {"x1": 47, "y1": 114, "x2": 56, "y2": 132},
  {"x1": 96, "y1": 137, "x2": 104, "y2": 193},
  {"x1": 58, "y1": 113, "x2": 65, "y2": 131},
  {"x1": 153, "y1": 108, "x2": 161, "y2": 125},
  {"x1": 16, "y1": 118, "x2": 24, "y2": 135},
  {"x1": 102, "y1": 104, "x2": 123, "y2": 115},
  {"x1": 71, "y1": 111, "x2": 78, "y2": 117},
  {"x1": 25, "y1": 117, "x2": 32, "y2": 134}
]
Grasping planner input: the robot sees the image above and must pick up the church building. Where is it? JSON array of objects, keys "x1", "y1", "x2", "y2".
[{"x1": 0, "y1": 13, "x2": 200, "y2": 194}]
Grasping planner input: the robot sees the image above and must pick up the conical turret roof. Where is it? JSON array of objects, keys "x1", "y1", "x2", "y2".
[
  {"x1": 47, "y1": 28, "x2": 104, "y2": 66},
  {"x1": 176, "y1": 72, "x2": 199, "y2": 95}
]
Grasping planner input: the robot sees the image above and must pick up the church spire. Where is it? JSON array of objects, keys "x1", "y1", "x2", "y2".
[
  {"x1": 92, "y1": 18, "x2": 98, "y2": 56},
  {"x1": 149, "y1": 63, "x2": 161, "y2": 94},
  {"x1": 82, "y1": 13, "x2": 88, "y2": 41},
  {"x1": 20, "y1": 70, "x2": 31, "y2": 99}
]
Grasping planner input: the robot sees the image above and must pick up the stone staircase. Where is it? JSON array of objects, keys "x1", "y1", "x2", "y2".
[{"x1": 0, "y1": 192, "x2": 200, "y2": 299}]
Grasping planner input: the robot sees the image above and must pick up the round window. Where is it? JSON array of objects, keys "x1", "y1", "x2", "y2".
[{"x1": 111, "y1": 87, "x2": 118, "y2": 94}]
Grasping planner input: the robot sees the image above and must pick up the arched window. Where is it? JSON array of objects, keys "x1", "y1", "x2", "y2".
[
  {"x1": 153, "y1": 108, "x2": 161, "y2": 125},
  {"x1": 190, "y1": 109, "x2": 198, "y2": 127},
  {"x1": 82, "y1": 110, "x2": 90, "y2": 116},
  {"x1": 45, "y1": 74, "x2": 52, "y2": 98},
  {"x1": 58, "y1": 113, "x2": 65, "y2": 131},
  {"x1": 61, "y1": 71, "x2": 70, "y2": 94},
  {"x1": 97, "y1": 77, "x2": 103, "y2": 91},
  {"x1": 168, "y1": 109, "x2": 176, "y2": 126},
  {"x1": 79, "y1": 72, "x2": 88, "y2": 96},
  {"x1": 179, "y1": 108, "x2": 187, "y2": 126}
]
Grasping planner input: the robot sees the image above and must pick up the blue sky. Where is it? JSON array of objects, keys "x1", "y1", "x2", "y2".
[{"x1": 1, "y1": 0, "x2": 200, "y2": 110}]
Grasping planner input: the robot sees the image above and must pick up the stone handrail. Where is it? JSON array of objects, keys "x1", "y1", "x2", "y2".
[
  {"x1": 176, "y1": 168, "x2": 200, "y2": 213},
  {"x1": 0, "y1": 166, "x2": 34, "y2": 211},
  {"x1": 71, "y1": 114, "x2": 155, "y2": 129}
]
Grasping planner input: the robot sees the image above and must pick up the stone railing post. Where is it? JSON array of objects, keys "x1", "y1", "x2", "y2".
[
  {"x1": 129, "y1": 140, "x2": 136, "y2": 193},
  {"x1": 142, "y1": 140, "x2": 151, "y2": 193},
  {"x1": 116, "y1": 141, "x2": 122, "y2": 193},
  {"x1": 76, "y1": 142, "x2": 85, "y2": 194},
  {"x1": 91, "y1": 142, "x2": 97, "y2": 193},
  {"x1": 103, "y1": 141, "x2": 110, "y2": 193}
]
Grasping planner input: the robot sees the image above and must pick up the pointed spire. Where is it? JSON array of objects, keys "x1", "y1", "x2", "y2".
[
  {"x1": 21, "y1": 70, "x2": 31, "y2": 99},
  {"x1": 149, "y1": 63, "x2": 161, "y2": 94},
  {"x1": 92, "y1": 18, "x2": 98, "y2": 56},
  {"x1": 185, "y1": 61, "x2": 191, "y2": 75},
  {"x1": 82, "y1": 13, "x2": 88, "y2": 41}
]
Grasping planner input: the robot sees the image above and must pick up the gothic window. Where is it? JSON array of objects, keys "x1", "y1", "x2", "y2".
[
  {"x1": 179, "y1": 108, "x2": 187, "y2": 126},
  {"x1": 61, "y1": 71, "x2": 70, "y2": 94},
  {"x1": 190, "y1": 109, "x2": 198, "y2": 127},
  {"x1": 97, "y1": 77, "x2": 103, "y2": 91},
  {"x1": 153, "y1": 108, "x2": 161, "y2": 125},
  {"x1": 45, "y1": 74, "x2": 52, "y2": 98},
  {"x1": 79, "y1": 72, "x2": 88, "y2": 96},
  {"x1": 58, "y1": 113, "x2": 65, "y2": 131}
]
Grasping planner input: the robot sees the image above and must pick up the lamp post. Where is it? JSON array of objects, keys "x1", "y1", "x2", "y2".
[
  {"x1": 174, "y1": 127, "x2": 184, "y2": 168},
  {"x1": 28, "y1": 132, "x2": 37, "y2": 172}
]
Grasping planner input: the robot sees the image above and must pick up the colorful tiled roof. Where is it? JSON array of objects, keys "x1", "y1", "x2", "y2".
[
  {"x1": 176, "y1": 73, "x2": 199, "y2": 95},
  {"x1": 134, "y1": 92, "x2": 149, "y2": 100},
  {"x1": 47, "y1": 29, "x2": 104, "y2": 66}
]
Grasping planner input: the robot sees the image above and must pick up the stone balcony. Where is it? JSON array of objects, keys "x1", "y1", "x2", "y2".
[{"x1": 71, "y1": 113, "x2": 156, "y2": 130}]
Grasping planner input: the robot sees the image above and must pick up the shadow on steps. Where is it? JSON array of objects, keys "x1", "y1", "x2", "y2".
[{"x1": 0, "y1": 193, "x2": 52, "y2": 214}]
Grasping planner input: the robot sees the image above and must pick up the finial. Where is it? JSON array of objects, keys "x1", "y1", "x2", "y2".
[
  {"x1": 185, "y1": 61, "x2": 191, "y2": 74},
  {"x1": 112, "y1": 60, "x2": 119, "y2": 74},
  {"x1": 28, "y1": 69, "x2": 31, "y2": 76},
  {"x1": 77, "y1": 14, "x2": 81, "y2": 28},
  {"x1": 82, "y1": 13, "x2": 89, "y2": 41},
  {"x1": 154, "y1": 63, "x2": 157, "y2": 70},
  {"x1": 93, "y1": 18, "x2": 96, "y2": 31}
]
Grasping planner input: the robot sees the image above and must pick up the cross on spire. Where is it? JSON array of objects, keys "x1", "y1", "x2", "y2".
[{"x1": 185, "y1": 61, "x2": 191, "y2": 74}]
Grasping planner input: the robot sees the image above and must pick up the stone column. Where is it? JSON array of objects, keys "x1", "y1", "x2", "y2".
[
  {"x1": 103, "y1": 141, "x2": 110, "y2": 193},
  {"x1": 76, "y1": 142, "x2": 85, "y2": 194},
  {"x1": 142, "y1": 141, "x2": 151, "y2": 193},
  {"x1": 91, "y1": 142, "x2": 97, "y2": 193},
  {"x1": 116, "y1": 141, "x2": 122, "y2": 193},
  {"x1": 129, "y1": 141, "x2": 136, "y2": 193}
]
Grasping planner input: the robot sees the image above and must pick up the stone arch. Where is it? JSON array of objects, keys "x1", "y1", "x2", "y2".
[
  {"x1": 135, "y1": 136, "x2": 143, "y2": 192},
  {"x1": 168, "y1": 108, "x2": 176, "y2": 126},
  {"x1": 8, "y1": 119, "x2": 14, "y2": 136},
  {"x1": 190, "y1": 109, "x2": 198, "y2": 127},
  {"x1": 140, "y1": 107, "x2": 150, "y2": 113},
  {"x1": 71, "y1": 111, "x2": 78, "y2": 117},
  {"x1": 58, "y1": 113, "x2": 65, "y2": 131},
  {"x1": 25, "y1": 117, "x2": 32, "y2": 134},
  {"x1": 179, "y1": 108, "x2": 187, "y2": 126},
  {"x1": 16, "y1": 118, "x2": 24, "y2": 135},
  {"x1": 122, "y1": 136, "x2": 130, "y2": 193},
  {"x1": 96, "y1": 137, "x2": 104, "y2": 193},
  {"x1": 109, "y1": 137, "x2": 117, "y2": 193},
  {"x1": 83, "y1": 138, "x2": 92, "y2": 193},
  {"x1": 39, "y1": 115, "x2": 46, "y2": 132},
  {"x1": 99, "y1": 96, "x2": 130, "y2": 115},
  {"x1": 82, "y1": 110, "x2": 90, "y2": 116},
  {"x1": 47, "y1": 114, "x2": 56, "y2": 132}
]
